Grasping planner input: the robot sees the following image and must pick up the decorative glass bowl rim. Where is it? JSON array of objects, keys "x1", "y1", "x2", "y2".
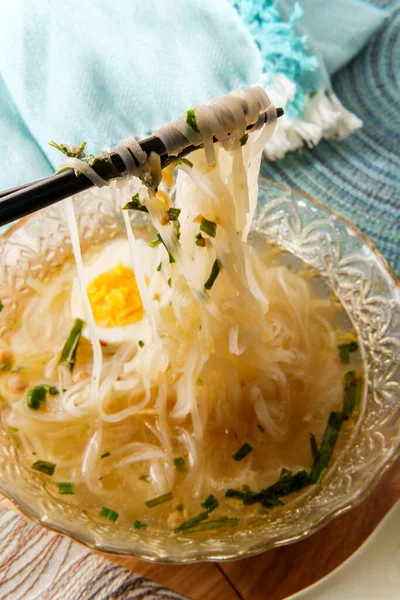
[{"x1": 0, "y1": 176, "x2": 398, "y2": 563}]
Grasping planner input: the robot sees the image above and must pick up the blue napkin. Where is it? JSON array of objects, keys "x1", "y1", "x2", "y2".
[{"x1": 0, "y1": 0, "x2": 387, "y2": 190}]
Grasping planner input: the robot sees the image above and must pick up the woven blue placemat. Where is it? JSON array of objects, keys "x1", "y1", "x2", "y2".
[{"x1": 262, "y1": 0, "x2": 400, "y2": 277}]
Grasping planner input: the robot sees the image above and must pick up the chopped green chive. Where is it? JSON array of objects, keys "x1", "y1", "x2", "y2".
[
  {"x1": 240, "y1": 133, "x2": 249, "y2": 146},
  {"x1": 175, "y1": 516, "x2": 239, "y2": 534},
  {"x1": 27, "y1": 385, "x2": 47, "y2": 410},
  {"x1": 149, "y1": 234, "x2": 175, "y2": 263},
  {"x1": 149, "y1": 236, "x2": 163, "y2": 248},
  {"x1": 343, "y1": 371, "x2": 362, "y2": 417},
  {"x1": 204, "y1": 259, "x2": 221, "y2": 290},
  {"x1": 48, "y1": 386, "x2": 59, "y2": 395},
  {"x1": 310, "y1": 412, "x2": 343, "y2": 483},
  {"x1": 174, "y1": 511, "x2": 209, "y2": 533},
  {"x1": 226, "y1": 469, "x2": 310, "y2": 508},
  {"x1": 57, "y1": 482, "x2": 75, "y2": 494},
  {"x1": 309, "y1": 432, "x2": 318, "y2": 462},
  {"x1": 338, "y1": 341, "x2": 358, "y2": 364},
  {"x1": 232, "y1": 442, "x2": 253, "y2": 462},
  {"x1": 157, "y1": 262, "x2": 162, "y2": 272},
  {"x1": 200, "y1": 217, "x2": 217, "y2": 238},
  {"x1": 195, "y1": 233, "x2": 206, "y2": 247},
  {"x1": 173, "y1": 457, "x2": 186, "y2": 472},
  {"x1": 59, "y1": 318, "x2": 84, "y2": 371},
  {"x1": 0, "y1": 300, "x2": 3, "y2": 312},
  {"x1": 167, "y1": 277, "x2": 172, "y2": 288},
  {"x1": 138, "y1": 340, "x2": 145, "y2": 348},
  {"x1": 201, "y1": 494, "x2": 219, "y2": 512},
  {"x1": 134, "y1": 520, "x2": 148, "y2": 530},
  {"x1": 100, "y1": 451, "x2": 110, "y2": 459},
  {"x1": 167, "y1": 207, "x2": 181, "y2": 221},
  {"x1": 123, "y1": 193, "x2": 149, "y2": 212},
  {"x1": 175, "y1": 157, "x2": 193, "y2": 168},
  {"x1": 139, "y1": 474, "x2": 151, "y2": 483},
  {"x1": 145, "y1": 492, "x2": 173, "y2": 508},
  {"x1": 32, "y1": 460, "x2": 56, "y2": 476},
  {"x1": 99, "y1": 506, "x2": 119, "y2": 522},
  {"x1": 278, "y1": 467, "x2": 293, "y2": 480},
  {"x1": 186, "y1": 109, "x2": 199, "y2": 133},
  {"x1": 176, "y1": 504, "x2": 184, "y2": 511}
]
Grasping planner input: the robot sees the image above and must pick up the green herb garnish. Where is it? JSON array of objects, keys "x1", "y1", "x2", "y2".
[
  {"x1": 99, "y1": 506, "x2": 119, "y2": 522},
  {"x1": 226, "y1": 469, "x2": 310, "y2": 508},
  {"x1": 186, "y1": 109, "x2": 199, "y2": 133},
  {"x1": 32, "y1": 460, "x2": 56, "y2": 476},
  {"x1": 240, "y1": 134, "x2": 249, "y2": 146},
  {"x1": 175, "y1": 516, "x2": 239, "y2": 535},
  {"x1": 200, "y1": 217, "x2": 217, "y2": 238},
  {"x1": 343, "y1": 371, "x2": 362, "y2": 418},
  {"x1": 176, "y1": 504, "x2": 184, "y2": 511},
  {"x1": 57, "y1": 482, "x2": 75, "y2": 494},
  {"x1": 278, "y1": 467, "x2": 293, "y2": 480},
  {"x1": 139, "y1": 474, "x2": 151, "y2": 483},
  {"x1": 195, "y1": 233, "x2": 206, "y2": 247},
  {"x1": 167, "y1": 208, "x2": 181, "y2": 221},
  {"x1": 310, "y1": 412, "x2": 343, "y2": 483},
  {"x1": 149, "y1": 236, "x2": 163, "y2": 248},
  {"x1": 174, "y1": 511, "x2": 209, "y2": 533},
  {"x1": 27, "y1": 385, "x2": 48, "y2": 410},
  {"x1": 27, "y1": 384, "x2": 59, "y2": 410},
  {"x1": 49, "y1": 140, "x2": 87, "y2": 159},
  {"x1": 175, "y1": 157, "x2": 193, "y2": 168},
  {"x1": 59, "y1": 318, "x2": 84, "y2": 371},
  {"x1": 149, "y1": 234, "x2": 175, "y2": 263},
  {"x1": 134, "y1": 520, "x2": 148, "y2": 530},
  {"x1": 138, "y1": 340, "x2": 145, "y2": 348},
  {"x1": 309, "y1": 432, "x2": 318, "y2": 462},
  {"x1": 201, "y1": 494, "x2": 219, "y2": 512},
  {"x1": 204, "y1": 259, "x2": 221, "y2": 290},
  {"x1": 100, "y1": 451, "x2": 110, "y2": 459},
  {"x1": 145, "y1": 492, "x2": 173, "y2": 508},
  {"x1": 167, "y1": 277, "x2": 172, "y2": 288},
  {"x1": 173, "y1": 457, "x2": 186, "y2": 472},
  {"x1": 157, "y1": 262, "x2": 162, "y2": 272},
  {"x1": 0, "y1": 300, "x2": 3, "y2": 312},
  {"x1": 123, "y1": 193, "x2": 149, "y2": 212},
  {"x1": 338, "y1": 340, "x2": 359, "y2": 364},
  {"x1": 232, "y1": 442, "x2": 253, "y2": 462}
]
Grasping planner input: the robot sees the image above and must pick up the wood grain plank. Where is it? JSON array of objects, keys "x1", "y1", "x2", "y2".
[
  {"x1": 218, "y1": 457, "x2": 400, "y2": 600},
  {"x1": 104, "y1": 556, "x2": 239, "y2": 600}
]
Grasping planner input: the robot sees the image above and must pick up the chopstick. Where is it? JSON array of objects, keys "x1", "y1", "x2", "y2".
[{"x1": 0, "y1": 107, "x2": 283, "y2": 227}]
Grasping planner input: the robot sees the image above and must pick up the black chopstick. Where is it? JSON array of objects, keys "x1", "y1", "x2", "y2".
[{"x1": 0, "y1": 108, "x2": 283, "y2": 227}]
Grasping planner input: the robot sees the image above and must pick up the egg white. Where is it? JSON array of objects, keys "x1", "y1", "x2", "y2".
[{"x1": 70, "y1": 238, "x2": 155, "y2": 344}]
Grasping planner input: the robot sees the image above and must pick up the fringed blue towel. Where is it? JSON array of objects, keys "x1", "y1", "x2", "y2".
[{"x1": 0, "y1": 0, "x2": 387, "y2": 189}]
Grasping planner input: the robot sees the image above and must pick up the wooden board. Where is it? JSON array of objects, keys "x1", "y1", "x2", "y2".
[{"x1": 1, "y1": 456, "x2": 399, "y2": 600}]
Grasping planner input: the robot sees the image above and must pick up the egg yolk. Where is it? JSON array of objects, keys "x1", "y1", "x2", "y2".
[{"x1": 87, "y1": 263, "x2": 144, "y2": 327}]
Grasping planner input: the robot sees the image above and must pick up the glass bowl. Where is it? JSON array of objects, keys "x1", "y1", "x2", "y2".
[{"x1": 0, "y1": 177, "x2": 399, "y2": 562}]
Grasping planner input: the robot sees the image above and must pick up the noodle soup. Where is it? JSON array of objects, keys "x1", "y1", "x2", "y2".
[
  {"x1": 1, "y1": 235, "x2": 362, "y2": 533},
  {"x1": 0, "y1": 88, "x2": 363, "y2": 536}
]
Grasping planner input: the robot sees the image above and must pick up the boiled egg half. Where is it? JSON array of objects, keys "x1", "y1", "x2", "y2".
[{"x1": 70, "y1": 239, "x2": 154, "y2": 344}]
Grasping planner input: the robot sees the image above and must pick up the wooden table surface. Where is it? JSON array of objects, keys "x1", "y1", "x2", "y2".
[
  {"x1": 104, "y1": 456, "x2": 400, "y2": 600},
  {"x1": 1, "y1": 456, "x2": 399, "y2": 600}
]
